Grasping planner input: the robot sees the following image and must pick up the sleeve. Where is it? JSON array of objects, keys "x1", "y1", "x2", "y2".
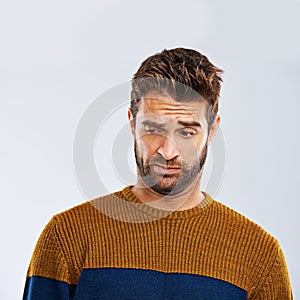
[
  {"x1": 251, "y1": 242, "x2": 293, "y2": 300},
  {"x1": 22, "y1": 217, "x2": 77, "y2": 300}
]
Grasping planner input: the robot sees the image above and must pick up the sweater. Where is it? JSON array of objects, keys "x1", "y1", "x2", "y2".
[{"x1": 23, "y1": 186, "x2": 293, "y2": 299}]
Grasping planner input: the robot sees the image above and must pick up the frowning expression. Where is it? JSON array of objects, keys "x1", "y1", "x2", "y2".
[{"x1": 129, "y1": 91, "x2": 213, "y2": 195}]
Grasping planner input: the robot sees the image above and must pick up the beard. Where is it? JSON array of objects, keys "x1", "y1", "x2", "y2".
[{"x1": 134, "y1": 140, "x2": 208, "y2": 196}]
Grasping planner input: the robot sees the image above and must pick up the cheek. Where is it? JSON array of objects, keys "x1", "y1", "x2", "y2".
[
  {"x1": 135, "y1": 136, "x2": 158, "y2": 158},
  {"x1": 176, "y1": 135, "x2": 206, "y2": 160}
]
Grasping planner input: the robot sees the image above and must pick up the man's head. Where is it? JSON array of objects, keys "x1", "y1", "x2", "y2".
[
  {"x1": 129, "y1": 48, "x2": 223, "y2": 196},
  {"x1": 131, "y1": 48, "x2": 223, "y2": 128}
]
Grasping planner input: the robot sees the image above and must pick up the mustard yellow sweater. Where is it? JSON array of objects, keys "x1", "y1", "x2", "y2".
[{"x1": 23, "y1": 186, "x2": 293, "y2": 299}]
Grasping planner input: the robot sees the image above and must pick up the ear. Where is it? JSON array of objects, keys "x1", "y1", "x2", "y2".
[
  {"x1": 207, "y1": 115, "x2": 220, "y2": 145},
  {"x1": 128, "y1": 108, "x2": 135, "y2": 135}
]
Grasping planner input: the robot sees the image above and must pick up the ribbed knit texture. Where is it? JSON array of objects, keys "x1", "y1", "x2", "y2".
[{"x1": 26, "y1": 186, "x2": 293, "y2": 299}]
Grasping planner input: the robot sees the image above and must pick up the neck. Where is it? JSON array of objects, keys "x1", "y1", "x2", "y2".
[{"x1": 132, "y1": 173, "x2": 205, "y2": 211}]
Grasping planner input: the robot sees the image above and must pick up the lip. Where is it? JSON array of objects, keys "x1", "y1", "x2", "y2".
[{"x1": 152, "y1": 164, "x2": 181, "y2": 174}]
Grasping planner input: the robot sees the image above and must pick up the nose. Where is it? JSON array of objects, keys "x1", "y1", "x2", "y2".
[{"x1": 157, "y1": 136, "x2": 180, "y2": 161}]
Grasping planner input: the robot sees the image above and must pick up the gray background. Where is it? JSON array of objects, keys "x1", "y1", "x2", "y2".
[{"x1": 1, "y1": 0, "x2": 299, "y2": 298}]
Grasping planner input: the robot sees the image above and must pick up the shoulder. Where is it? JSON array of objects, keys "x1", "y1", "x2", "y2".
[
  {"x1": 214, "y1": 200, "x2": 271, "y2": 233},
  {"x1": 208, "y1": 198, "x2": 286, "y2": 291},
  {"x1": 208, "y1": 198, "x2": 281, "y2": 256},
  {"x1": 199, "y1": 196, "x2": 292, "y2": 297},
  {"x1": 49, "y1": 189, "x2": 125, "y2": 233}
]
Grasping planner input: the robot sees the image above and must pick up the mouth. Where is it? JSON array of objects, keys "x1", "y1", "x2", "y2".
[{"x1": 151, "y1": 164, "x2": 181, "y2": 175}]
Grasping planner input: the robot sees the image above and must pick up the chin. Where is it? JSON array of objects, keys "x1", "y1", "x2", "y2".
[{"x1": 150, "y1": 182, "x2": 186, "y2": 196}]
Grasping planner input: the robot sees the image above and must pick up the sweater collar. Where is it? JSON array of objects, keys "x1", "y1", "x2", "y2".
[{"x1": 120, "y1": 185, "x2": 214, "y2": 221}]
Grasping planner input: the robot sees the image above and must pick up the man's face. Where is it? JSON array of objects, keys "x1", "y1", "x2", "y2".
[{"x1": 129, "y1": 91, "x2": 217, "y2": 196}]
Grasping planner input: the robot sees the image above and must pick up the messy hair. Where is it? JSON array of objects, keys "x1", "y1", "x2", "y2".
[{"x1": 131, "y1": 48, "x2": 223, "y2": 127}]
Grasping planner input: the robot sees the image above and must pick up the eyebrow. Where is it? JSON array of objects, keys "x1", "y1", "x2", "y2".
[
  {"x1": 142, "y1": 120, "x2": 166, "y2": 128},
  {"x1": 177, "y1": 121, "x2": 201, "y2": 127},
  {"x1": 142, "y1": 120, "x2": 201, "y2": 128}
]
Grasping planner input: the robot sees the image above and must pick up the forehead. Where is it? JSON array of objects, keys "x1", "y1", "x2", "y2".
[{"x1": 137, "y1": 91, "x2": 208, "y2": 122}]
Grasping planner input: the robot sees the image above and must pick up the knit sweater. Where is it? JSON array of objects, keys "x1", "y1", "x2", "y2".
[{"x1": 23, "y1": 186, "x2": 293, "y2": 299}]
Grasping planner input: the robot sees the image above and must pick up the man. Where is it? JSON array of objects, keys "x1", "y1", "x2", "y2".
[{"x1": 23, "y1": 48, "x2": 293, "y2": 299}]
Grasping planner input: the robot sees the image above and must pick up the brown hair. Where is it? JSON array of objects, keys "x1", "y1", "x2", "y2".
[{"x1": 131, "y1": 48, "x2": 223, "y2": 126}]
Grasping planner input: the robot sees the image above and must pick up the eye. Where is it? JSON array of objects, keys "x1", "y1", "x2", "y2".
[
  {"x1": 144, "y1": 125, "x2": 163, "y2": 135},
  {"x1": 178, "y1": 128, "x2": 197, "y2": 138}
]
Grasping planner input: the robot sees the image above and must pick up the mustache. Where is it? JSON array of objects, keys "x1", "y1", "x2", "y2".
[{"x1": 149, "y1": 154, "x2": 182, "y2": 168}]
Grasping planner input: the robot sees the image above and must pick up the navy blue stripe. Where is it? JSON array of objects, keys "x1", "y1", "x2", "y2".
[
  {"x1": 23, "y1": 269, "x2": 247, "y2": 299},
  {"x1": 23, "y1": 276, "x2": 76, "y2": 300},
  {"x1": 74, "y1": 268, "x2": 247, "y2": 299}
]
